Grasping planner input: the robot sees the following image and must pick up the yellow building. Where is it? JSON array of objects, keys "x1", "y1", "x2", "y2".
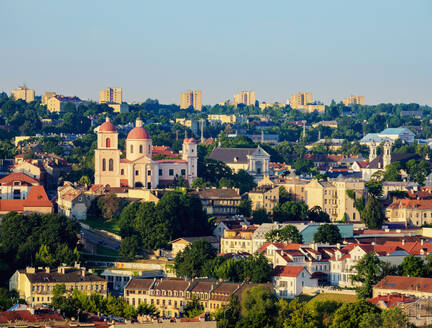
[
  {"x1": 12, "y1": 85, "x2": 35, "y2": 103},
  {"x1": 303, "y1": 104, "x2": 325, "y2": 113},
  {"x1": 304, "y1": 179, "x2": 364, "y2": 222},
  {"x1": 234, "y1": 91, "x2": 255, "y2": 106},
  {"x1": 108, "y1": 103, "x2": 129, "y2": 113},
  {"x1": 386, "y1": 199, "x2": 432, "y2": 226},
  {"x1": 100, "y1": 87, "x2": 122, "y2": 104},
  {"x1": 343, "y1": 95, "x2": 365, "y2": 106},
  {"x1": 208, "y1": 114, "x2": 237, "y2": 124},
  {"x1": 248, "y1": 185, "x2": 279, "y2": 212},
  {"x1": 289, "y1": 92, "x2": 312, "y2": 109},
  {"x1": 47, "y1": 96, "x2": 83, "y2": 113},
  {"x1": 180, "y1": 90, "x2": 202, "y2": 110},
  {"x1": 220, "y1": 225, "x2": 258, "y2": 254},
  {"x1": 41, "y1": 92, "x2": 56, "y2": 105},
  {"x1": 9, "y1": 265, "x2": 107, "y2": 306}
]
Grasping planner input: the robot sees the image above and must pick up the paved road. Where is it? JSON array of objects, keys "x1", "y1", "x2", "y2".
[{"x1": 81, "y1": 228, "x2": 120, "y2": 251}]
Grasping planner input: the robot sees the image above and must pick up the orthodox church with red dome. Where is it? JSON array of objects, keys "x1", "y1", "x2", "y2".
[{"x1": 94, "y1": 117, "x2": 197, "y2": 188}]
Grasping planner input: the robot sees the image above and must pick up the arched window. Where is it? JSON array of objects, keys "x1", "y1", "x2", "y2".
[
  {"x1": 120, "y1": 169, "x2": 124, "y2": 175},
  {"x1": 102, "y1": 159, "x2": 106, "y2": 171},
  {"x1": 109, "y1": 159, "x2": 114, "y2": 171},
  {"x1": 130, "y1": 145, "x2": 134, "y2": 153},
  {"x1": 106, "y1": 138, "x2": 111, "y2": 148},
  {"x1": 148, "y1": 145, "x2": 151, "y2": 154},
  {"x1": 139, "y1": 145, "x2": 143, "y2": 153}
]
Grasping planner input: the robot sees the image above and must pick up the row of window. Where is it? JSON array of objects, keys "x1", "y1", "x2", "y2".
[{"x1": 102, "y1": 158, "x2": 114, "y2": 171}]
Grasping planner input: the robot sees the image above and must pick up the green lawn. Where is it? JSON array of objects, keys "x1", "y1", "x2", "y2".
[
  {"x1": 82, "y1": 218, "x2": 121, "y2": 234},
  {"x1": 306, "y1": 293, "x2": 358, "y2": 305}
]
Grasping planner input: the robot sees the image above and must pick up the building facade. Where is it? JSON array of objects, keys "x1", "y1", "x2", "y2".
[
  {"x1": 343, "y1": 95, "x2": 365, "y2": 106},
  {"x1": 100, "y1": 87, "x2": 122, "y2": 104},
  {"x1": 94, "y1": 118, "x2": 198, "y2": 188},
  {"x1": 233, "y1": 91, "x2": 255, "y2": 106},
  {"x1": 9, "y1": 265, "x2": 107, "y2": 306},
  {"x1": 289, "y1": 92, "x2": 312, "y2": 109},
  {"x1": 180, "y1": 90, "x2": 202, "y2": 110},
  {"x1": 47, "y1": 96, "x2": 84, "y2": 113},
  {"x1": 12, "y1": 85, "x2": 35, "y2": 103}
]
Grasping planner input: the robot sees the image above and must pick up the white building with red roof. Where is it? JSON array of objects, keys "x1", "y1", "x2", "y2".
[
  {"x1": 330, "y1": 240, "x2": 432, "y2": 287},
  {"x1": 272, "y1": 265, "x2": 317, "y2": 298},
  {"x1": 94, "y1": 118, "x2": 197, "y2": 188}
]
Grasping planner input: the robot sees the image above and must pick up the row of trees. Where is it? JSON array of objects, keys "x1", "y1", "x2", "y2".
[
  {"x1": 216, "y1": 285, "x2": 412, "y2": 328},
  {"x1": 0, "y1": 212, "x2": 80, "y2": 283},
  {"x1": 118, "y1": 191, "x2": 211, "y2": 255},
  {"x1": 174, "y1": 240, "x2": 272, "y2": 283}
]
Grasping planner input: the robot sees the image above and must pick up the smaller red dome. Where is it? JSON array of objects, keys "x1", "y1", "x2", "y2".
[
  {"x1": 127, "y1": 127, "x2": 151, "y2": 140},
  {"x1": 184, "y1": 138, "x2": 196, "y2": 144},
  {"x1": 99, "y1": 117, "x2": 116, "y2": 132}
]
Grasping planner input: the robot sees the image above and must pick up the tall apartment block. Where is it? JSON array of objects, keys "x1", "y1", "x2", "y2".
[
  {"x1": 180, "y1": 90, "x2": 202, "y2": 110},
  {"x1": 290, "y1": 92, "x2": 312, "y2": 109},
  {"x1": 343, "y1": 95, "x2": 365, "y2": 106},
  {"x1": 12, "y1": 85, "x2": 35, "y2": 103},
  {"x1": 233, "y1": 91, "x2": 255, "y2": 106},
  {"x1": 41, "y1": 92, "x2": 56, "y2": 105},
  {"x1": 99, "y1": 87, "x2": 122, "y2": 104}
]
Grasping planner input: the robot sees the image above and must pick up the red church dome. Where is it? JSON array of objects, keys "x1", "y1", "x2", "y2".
[
  {"x1": 127, "y1": 118, "x2": 151, "y2": 140},
  {"x1": 99, "y1": 117, "x2": 116, "y2": 132}
]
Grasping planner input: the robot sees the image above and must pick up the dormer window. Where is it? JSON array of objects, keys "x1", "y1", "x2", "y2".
[{"x1": 13, "y1": 181, "x2": 20, "y2": 186}]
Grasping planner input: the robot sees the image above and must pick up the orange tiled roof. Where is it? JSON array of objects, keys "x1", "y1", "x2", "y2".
[
  {"x1": 375, "y1": 275, "x2": 432, "y2": 294},
  {"x1": 0, "y1": 172, "x2": 38, "y2": 186},
  {"x1": 369, "y1": 293, "x2": 415, "y2": 308},
  {"x1": 387, "y1": 198, "x2": 432, "y2": 210},
  {"x1": 273, "y1": 265, "x2": 305, "y2": 277},
  {"x1": 0, "y1": 186, "x2": 52, "y2": 212}
]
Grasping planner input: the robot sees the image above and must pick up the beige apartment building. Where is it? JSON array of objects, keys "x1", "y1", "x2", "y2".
[
  {"x1": 100, "y1": 87, "x2": 122, "y2": 104},
  {"x1": 47, "y1": 96, "x2": 83, "y2": 112},
  {"x1": 234, "y1": 91, "x2": 255, "y2": 106},
  {"x1": 220, "y1": 225, "x2": 258, "y2": 254},
  {"x1": 343, "y1": 95, "x2": 365, "y2": 106},
  {"x1": 386, "y1": 199, "x2": 432, "y2": 226},
  {"x1": 41, "y1": 92, "x2": 56, "y2": 105},
  {"x1": 12, "y1": 85, "x2": 35, "y2": 103},
  {"x1": 9, "y1": 265, "x2": 107, "y2": 306},
  {"x1": 290, "y1": 92, "x2": 312, "y2": 109},
  {"x1": 180, "y1": 90, "x2": 202, "y2": 110},
  {"x1": 304, "y1": 179, "x2": 365, "y2": 222},
  {"x1": 248, "y1": 185, "x2": 279, "y2": 212},
  {"x1": 208, "y1": 114, "x2": 237, "y2": 124}
]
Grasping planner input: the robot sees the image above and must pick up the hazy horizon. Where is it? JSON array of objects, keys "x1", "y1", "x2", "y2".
[{"x1": 1, "y1": 0, "x2": 431, "y2": 106}]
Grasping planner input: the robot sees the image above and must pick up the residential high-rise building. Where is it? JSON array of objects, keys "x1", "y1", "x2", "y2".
[
  {"x1": 343, "y1": 95, "x2": 365, "y2": 106},
  {"x1": 12, "y1": 85, "x2": 35, "y2": 103},
  {"x1": 41, "y1": 92, "x2": 56, "y2": 105},
  {"x1": 233, "y1": 91, "x2": 255, "y2": 106},
  {"x1": 180, "y1": 90, "x2": 202, "y2": 110},
  {"x1": 289, "y1": 92, "x2": 312, "y2": 109},
  {"x1": 99, "y1": 87, "x2": 122, "y2": 104}
]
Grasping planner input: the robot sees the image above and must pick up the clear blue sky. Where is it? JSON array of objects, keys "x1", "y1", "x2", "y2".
[{"x1": 1, "y1": 0, "x2": 431, "y2": 106}]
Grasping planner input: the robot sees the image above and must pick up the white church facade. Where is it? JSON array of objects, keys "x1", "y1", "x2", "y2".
[{"x1": 94, "y1": 118, "x2": 197, "y2": 188}]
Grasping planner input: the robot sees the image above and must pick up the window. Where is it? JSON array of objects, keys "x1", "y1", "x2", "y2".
[
  {"x1": 130, "y1": 145, "x2": 134, "y2": 153},
  {"x1": 102, "y1": 159, "x2": 106, "y2": 171},
  {"x1": 139, "y1": 145, "x2": 143, "y2": 153},
  {"x1": 135, "y1": 170, "x2": 139, "y2": 176},
  {"x1": 121, "y1": 169, "x2": 124, "y2": 175},
  {"x1": 169, "y1": 169, "x2": 174, "y2": 176},
  {"x1": 109, "y1": 159, "x2": 114, "y2": 171},
  {"x1": 148, "y1": 170, "x2": 151, "y2": 176},
  {"x1": 181, "y1": 169, "x2": 186, "y2": 176},
  {"x1": 159, "y1": 169, "x2": 163, "y2": 176},
  {"x1": 106, "y1": 138, "x2": 111, "y2": 148}
]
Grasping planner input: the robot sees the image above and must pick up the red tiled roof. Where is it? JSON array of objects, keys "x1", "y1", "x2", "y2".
[
  {"x1": 0, "y1": 172, "x2": 38, "y2": 185},
  {"x1": 0, "y1": 310, "x2": 63, "y2": 323},
  {"x1": 273, "y1": 265, "x2": 305, "y2": 277},
  {"x1": 0, "y1": 186, "x2": 52, "y2": 212},
  {"x1": 356, "y1": 160, "x2": 369, "y2": 168},
  {"x1": 369, "y1": 293, "x2": 415, "y2": 308},
  {"x1": 127, "y1": 127, "x2": 151, "y2": 140},
  {"x1": 375, "y1": 275, "x2": 432, "y2": 294},
  {"x1": 156, "y1": 159, "x2": 187, "y2": 163},
  {"x1": 387, "y1": 198, "x2": 432, "y2": 210}
]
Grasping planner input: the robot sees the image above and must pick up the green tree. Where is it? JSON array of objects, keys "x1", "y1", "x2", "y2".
[
  {"x1": 78, "y1": 175, "x2": 92, "y2": 185},
  {"x1": 313, "y1": 224, "x2": 342, "y2": 244},
  {"x1": 399, "y1": 255, "x2": 425, "y2": 277},
  {"x1": 215, "y1": 295, "x2": 240, "y2": 328},
  {"x1": 137, "y1": 303, "x2": 159, "y2": 317},
  {"x1": 273, "y1": 201, "x2": 308, "y2": 222},
  {"x1": 351, "y1": 252, "x2": 386, "y2": 298},
  {"x1": 265, "y1": 225, "x2": 303, "y2": 244},
  {"x1": 252, "y1": 208, "x2": 271, "y2": 224},
  {"x1": 238, "y1": 199, "x2": 252, "y2": 217},
  {"x1": 362, "y1": 197, "x2": 385, "y2": 229},
  {"x1": 236, "y1": 285, "x2": 278, "y2": 328},
  {"x1": 120, "y1": 235, "x2": 140, "y2": 258},
  {"x1": 307, "y1": 206, "x2": 330, "y2": 222},
  {"x1": 279, "y1": 186, "x2": 291, "y2": 205},
  {"x1": 183, "y1": 296, "x2": 204, "y2": 318},
  {"x1": 191, "y1": 177, "x2": 211, "y2": 189},
  {"x1": 35, "y1": 244, "x2": 56, "y2": 266},
  {"x1": 383, "y1": 162, "x2": 402, "y2": 182},
  {"x1": 330, "y1": 300, "x2": 380, "y2": 328},
  {"x1": 174, "y1": 240, "x2": 217, "y2": 278},
  {"x1": 380, "y1": 307, "x2": 412, "y2": 328}
]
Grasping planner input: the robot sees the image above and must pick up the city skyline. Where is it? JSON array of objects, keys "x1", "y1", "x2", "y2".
[{"x1": 1, "y1": 0, "x2": 431, "y2": 105}]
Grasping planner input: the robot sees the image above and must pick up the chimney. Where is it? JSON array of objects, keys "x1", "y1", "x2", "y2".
[
  {"x1": 45, "y1": 267, "x2": 50, "y2": 274},
  {"x1": 421, "y1": 239, "x2": 424, "y2": 245},
  {"x1": 402, "y1": 239, "x2": 405, "y2": 245},
  {"x1": 26, "y1": 267, "x2": 36, "y2": 274}
]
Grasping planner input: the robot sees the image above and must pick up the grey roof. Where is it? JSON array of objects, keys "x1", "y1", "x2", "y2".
[
  {"x1": 366, "y1": 153, "x2": 421, "y2": 169},
  {"x1": 22, "y1": 269, "x2": 106, "y2": 284},
  {"x1": 209, "y1": 146, "x2": 269, "y2": 164}
]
